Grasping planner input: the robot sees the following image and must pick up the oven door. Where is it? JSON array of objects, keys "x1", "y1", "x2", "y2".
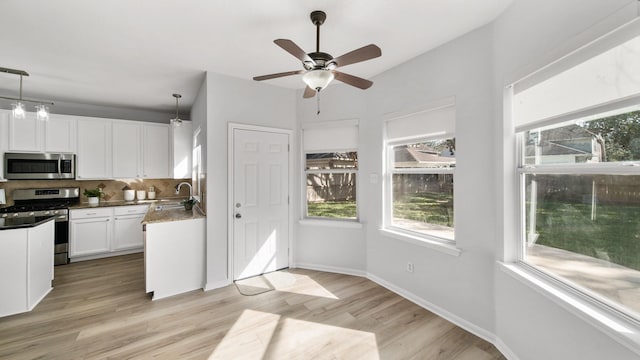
[{"x1": 5, "y1": 153, "x2": 75, "y2": 180}]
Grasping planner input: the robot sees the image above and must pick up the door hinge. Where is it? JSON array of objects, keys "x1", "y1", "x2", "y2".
[{"x1": 288, "y1": 144, "x2": 290, "y2": 152}]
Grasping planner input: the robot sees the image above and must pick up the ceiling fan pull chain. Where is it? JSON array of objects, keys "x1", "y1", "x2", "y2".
[{"x1": 317, "y1": 92, "x2": 321, "y2": 115}]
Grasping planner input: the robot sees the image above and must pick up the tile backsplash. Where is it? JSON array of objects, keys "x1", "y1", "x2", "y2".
[{"x1": 0, "y1": 178, "x2": 191, "y2": 205}]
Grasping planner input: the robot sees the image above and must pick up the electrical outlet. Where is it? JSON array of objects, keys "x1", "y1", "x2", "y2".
[{"x1": 406, "y1": 261, "x2": 414, "y2": 273}]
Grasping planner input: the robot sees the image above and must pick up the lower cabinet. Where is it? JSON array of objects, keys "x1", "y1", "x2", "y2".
[{"x1": 70, "y1": 205, "x2": 147, "y2": 261}]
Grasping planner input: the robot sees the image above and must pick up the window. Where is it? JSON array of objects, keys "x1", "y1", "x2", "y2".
[
  {"x1": 383, "y1": 99, "x2": 456, "y2": 242},
  {"x1": 514, "y1": 22, "x2": 640, "y2": 319},
  {"x1": 388, "y1": 139, "x2": 455, "y2": 240},
  {"x1": 305, "y1": 152, "x2": 357, "y2": 219},
  {"x1": 302, "y1": 120, "x2": 358, "y2": 220}
]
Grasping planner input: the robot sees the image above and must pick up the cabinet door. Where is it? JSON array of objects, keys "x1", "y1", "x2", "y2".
[
  {"x1": 142, "y1": 124, "x2": 169, "y2": 178},
  {"x1": 45, "y1": 115, "x2": 77, "y2": 153},
  {"x1": 112, "y1": 122, "x2": 141, "y2": 178},
  {"x1": 9, "y1": 112, "x2": 41, "y2": 152},
  {"x1": 0, "y1": 112, "x2": 9, "y2": 180},
  {"x1": 69, "y1": 218, "x2": 111, "y2": 257},
  {"x1": 76, "y1": 119, "x2": 112, "y2": 179},
  {"x1": 113, "y1": 215, "x2": 144, "y2": 250},
  {"x1": 171, "y1": 121, "x2": 192, "y2": 179}
]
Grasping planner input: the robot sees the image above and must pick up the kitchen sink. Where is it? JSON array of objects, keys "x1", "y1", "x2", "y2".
[{"x1": 154, "y1": 203, "x2": 184, "y2": 211}]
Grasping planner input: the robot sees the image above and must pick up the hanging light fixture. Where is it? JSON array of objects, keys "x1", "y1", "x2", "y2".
[
  {"x1": 0, "y1": 66, "x2": 53, "y2": 120},
  {"x1": 170, "y1": 93, "x2": 183, "y2": 127},
  {"x1": 302, "y1": 69, "x2": 334, "y2": 92}
]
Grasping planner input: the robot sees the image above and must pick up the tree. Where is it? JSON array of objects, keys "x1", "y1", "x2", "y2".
[{"x1": 584, "y1": 110, "x2": 640, "y2": 161}]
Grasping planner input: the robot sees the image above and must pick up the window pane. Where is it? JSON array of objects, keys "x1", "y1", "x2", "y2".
[
  {"x1": 524, "y1": 110, "x2": 640, "y2": 165},
  {"x1": 306, "y1": 152, "x2": 358, "y2": 170},
  {"x1": 306, "y1": 173, "x2": 356, "y2": 219},
  {"x1": 524, "y1": 173, "x2": 640, "y2": 316},
  {"x1": 393, "y1": 139, "x2": 455, "y2": 169},
  {"x1": 392, "y1": 173, "x2": 454, "y2": 240}
]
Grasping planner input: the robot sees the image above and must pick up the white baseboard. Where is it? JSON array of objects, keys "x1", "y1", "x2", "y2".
[
  {"x1": 293, "y1": 262, "x2": 367, "y2": 277},
  {"x1": 366, "y1": 272, "x2": 496, "y2": 346},
  {"x1": 494, "y1": 338, "x2": 520, "y2": 360},
  {"x1": 204, "y1": 279, "x2": 232, "y2": 291}
]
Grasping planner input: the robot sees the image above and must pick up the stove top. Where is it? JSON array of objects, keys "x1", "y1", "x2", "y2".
[{"x1": 0, "y1": 187, "x2": 80, "y2": 215}]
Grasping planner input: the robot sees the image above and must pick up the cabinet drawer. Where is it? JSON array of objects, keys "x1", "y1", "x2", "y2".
[
  {"x1": 114, "y1": 205, "x2": 148, "y2": 216},
  {"x1": 70, "y1": 208, "x2": 113, "y2": 219}
]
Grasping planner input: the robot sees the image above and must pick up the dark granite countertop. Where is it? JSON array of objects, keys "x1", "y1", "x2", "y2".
[
  {"x1": 69, "y1": 197, "x2": 188, "y2": 210},
  {"x1": 0, "y1": 215, "x2": 55, "y2": 230}
]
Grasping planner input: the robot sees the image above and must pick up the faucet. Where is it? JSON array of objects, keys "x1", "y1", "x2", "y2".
[{"x1": 175, "y1": 182, "x2": 193, "y2": 200}]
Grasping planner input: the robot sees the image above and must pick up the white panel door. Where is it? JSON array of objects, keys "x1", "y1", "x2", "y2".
[
  {"x1": 76, "y1": 119, "x2": 112, "y2": 179},
  {"x1": 45, "y1": 115, "x2": 77, "y2": 153},
  {"x1": 113, "y1": 215, "x2": 145, "y2": 250},
  {"x1": 0, "y1": 111, "x2": 9, "y2": 180},
  {"x1": 69, "y1": 218, "x2": 111, "y2": 257},
  {"x1": 112, "y1": 122, "x2": 141, "y2": 178},
  {"x1": 233, "y1": 129, "x2": 289, "y2": 280},
  {"x1": 9, "y1": 112, "x2": 41, "y2": 152}
]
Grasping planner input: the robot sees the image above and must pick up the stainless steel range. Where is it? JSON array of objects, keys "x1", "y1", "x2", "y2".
[{"x1": 0, "y1": 188, "x2": 79, "y2": 265}]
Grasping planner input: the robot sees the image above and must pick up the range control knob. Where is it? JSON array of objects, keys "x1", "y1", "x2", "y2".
[
  {"x1": 13, "y1": 213, "x2": 19, "y2": 217},
  {"x1": 28, "y1": 212, "x2": 35, "y2": 216},
  {"x1": 44, "y1": 211, "x2": 51, "y2": 215}
]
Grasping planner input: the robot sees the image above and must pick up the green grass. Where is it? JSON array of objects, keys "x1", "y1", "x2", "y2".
[
  {"x1": 393, "y1": 192, "x2": 453, "y2": 227},
  {"x1": 531, "y1": 201, "x2": 640, "y2": 271},
  {"x1": 307, "y1": 200, "x2": 357, "y2": 218}
]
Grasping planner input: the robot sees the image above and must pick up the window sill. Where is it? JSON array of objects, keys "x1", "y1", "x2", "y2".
[
  {"x1": 379, "y1": 228, "x2": 461, "y2": 257},
  {"x1": 299, "y1": 219, "x2": 363, "y2": 229},
  {"x1": 498, "y1": 262, "x2": 640, "y2": 355}
]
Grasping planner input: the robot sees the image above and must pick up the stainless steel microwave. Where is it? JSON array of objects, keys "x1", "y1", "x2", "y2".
[{"x1": 4, "y1": 153, "x2": 76, "y2": 180}]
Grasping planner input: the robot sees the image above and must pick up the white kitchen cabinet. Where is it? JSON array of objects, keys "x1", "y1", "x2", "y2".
[
  {"x1": 9, "y1": 112, "x2": 41, "y2": 152},
  {"x1": 0, "y1": 111, "x2": 9, "y2": 180},
  {"x1": 112, "y1": 122, "x2": 169, "y2": 179},
  {"x1": 113, "y1": 205, "x2": 147, "y2": 250},
  {"x1": 45, "y1": 114, "x2": 77, "y2": 153},
  {"x1": 0, "y1": 220, "x2": 54, "y2": 317},
  {"x1": 70, "y1": 207, "x2": 113, "y2": 257},
  {"x1": 112, "y1": 121, "x2": 141, "y2": 178},
  {"x1": 145, "y1": 217, "x2": 205, "y2": 300},
  {"x1": 76, "y1": 118, "x2": 112, "y2": 180},
  {"x1": 171, "y1": 120, "x2": 192, "y2": 179},
  {"x1": 142, "y1": 124, "x2": 170, "y2": 178}
]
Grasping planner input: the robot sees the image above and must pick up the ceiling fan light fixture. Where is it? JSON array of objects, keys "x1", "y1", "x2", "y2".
[{"x1": 303, "y1": 69, "x2": 334, "y2": 91}]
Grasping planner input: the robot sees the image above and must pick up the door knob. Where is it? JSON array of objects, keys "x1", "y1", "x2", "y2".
[{"x1": 235, "y1": 213, "x2": 242, "y2": 219}]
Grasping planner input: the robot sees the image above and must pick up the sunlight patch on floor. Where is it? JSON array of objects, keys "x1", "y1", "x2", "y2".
[
  {"x1": 208, "y1": 309, "x2": 280, "y2": 360},
  {"x1": 209, "y1": 309, "x2": 379, "y2": 359}
]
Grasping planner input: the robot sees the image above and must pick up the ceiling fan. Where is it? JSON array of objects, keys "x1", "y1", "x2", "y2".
[{"x1": 253, "y1": 10, "x2": 382, "y2": 99}]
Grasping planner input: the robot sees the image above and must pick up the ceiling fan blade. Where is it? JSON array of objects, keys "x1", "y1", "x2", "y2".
[
  {"x1": 332, "y1": 44, "x2": 381, "y2": 68},
  {"x1": 303, "y1": 86, "x2": 316, "y2": 98},
  {"x1": 274, "y1": 39, "x2": 314, "y2": 64},
  {"x1": 333, "y1": 71, "x2": 373, "y2": 89},
  {"x1": 253, "y1": 70, "x2": 304, "y2": 81}
]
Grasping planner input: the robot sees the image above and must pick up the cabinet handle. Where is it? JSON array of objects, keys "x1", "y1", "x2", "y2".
[{"x1": 86, "y1": 212, "x2": 96, "y2": 215}]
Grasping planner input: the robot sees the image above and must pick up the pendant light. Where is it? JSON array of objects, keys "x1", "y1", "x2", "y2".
[
  {"x1": 170, "y1": 93, "x2": 182, "y2": 127},
  {"x1": 0, "y1": 66, "x2": 54, "y2": 120}
]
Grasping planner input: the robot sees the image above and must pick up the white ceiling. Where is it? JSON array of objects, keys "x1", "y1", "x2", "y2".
[{"x1": 0, "y1": 0, "x2": 512, "y2": 113}]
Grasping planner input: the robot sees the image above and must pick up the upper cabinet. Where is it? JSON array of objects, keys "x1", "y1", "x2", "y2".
[
  {"x1": 9, "y1": 112, "x2": 42, "y2": 152},
  {"x1": 171, "y1": 121, "x2": 192, "y2": 179},
  {"x1": 112, "y1": 122, "x2": 169, "y2": 179},
  {"x1": 112, "y1": 121, "x2": 142, "y2": 178},
  {"x1": 7, "y1": 112, "x2": 76, "y2": 153},
  {"x1": 45, "y1": 115, "x2": 77, "y2": 153},
  {"x1": 142, "y1": 124, "x2": 170, "y2": 179},
  {"x1": 0, "y1": 111, "x2": 9, "y2": 180},
  {"x1": 77, "y1": 118, "x2": 112, "y2": 180}
]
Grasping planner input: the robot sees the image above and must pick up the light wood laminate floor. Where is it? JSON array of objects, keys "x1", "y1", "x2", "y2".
[{"x1": 0, "y1": 254, "x2": 506, "y2": 359}]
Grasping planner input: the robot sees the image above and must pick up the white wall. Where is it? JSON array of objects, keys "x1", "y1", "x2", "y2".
[
  {"x1": 295, "y1": 86, "x2": 368, "y2": 274},
  {"x1": 296, "y1": 23, "x2": 497, "y2": 336},
  {"x1": 493, "y1": 0, "x2": 640, "y2": 359},
  {"x1": 203, "y1": 72, "x2": 296, "y2": 288}
]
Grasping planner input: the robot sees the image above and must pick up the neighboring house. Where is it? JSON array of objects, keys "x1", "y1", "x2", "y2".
[
  {"x1": 394, "y1": 143, "x2": 456, "y2": 168},
  {"x1": 524, "y1": 125, "x2": 604, "y2": 165}
]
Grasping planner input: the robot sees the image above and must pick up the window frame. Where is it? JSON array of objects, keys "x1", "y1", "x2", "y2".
[
  {"x1": 383, "y1": 133, "x2": 456, "y2": 244},
  {"x1": 515, "y1": 110, "x2": 640, "y2": 324},
  {"x1": 303, "y1": 149, "x2": 359, "y2": 222}
]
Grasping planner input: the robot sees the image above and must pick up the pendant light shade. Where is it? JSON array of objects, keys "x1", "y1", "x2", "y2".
[
  {"x1": 12, "y1": 101, "x2": 25, "y2": 119},
  {"x1": 303, "y1": 70, "x2": 334, "y2": 91},
  {"x1": 36, "y1": 104, "x2": 49, "y2": 121},
  {"x1": 170, "y1": 93, "x2": 182, "y2": 127}
]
